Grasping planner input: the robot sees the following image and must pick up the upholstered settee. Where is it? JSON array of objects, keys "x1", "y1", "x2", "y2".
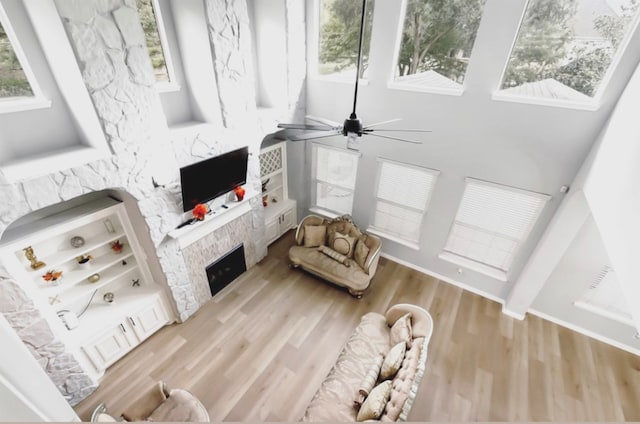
[
  {"x1": 302, "y1": 304, "x2": 433, "y2": 422},
  {"x1": 289, "y1": 215, "x2": 382, "y2": 297}
]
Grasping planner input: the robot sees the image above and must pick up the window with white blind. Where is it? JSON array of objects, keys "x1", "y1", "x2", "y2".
[
  {"x1": 311, "y1": 144, "x2": 360, "y2": 215},
  {"x1": 368, "y1": 159, "x2": 439, "y2": 248},
  {"x1": 440, "y1": 178, "x2": 550, "y2": 280}
]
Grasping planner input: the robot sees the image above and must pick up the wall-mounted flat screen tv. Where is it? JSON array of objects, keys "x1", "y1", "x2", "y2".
[{"x1": 180, "y1": 146, "x2": 249, "y2": 212}]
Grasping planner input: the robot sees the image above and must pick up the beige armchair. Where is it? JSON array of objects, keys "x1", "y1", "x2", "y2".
[
  {"x1": 90, "y1": 381, "x2": 209, "y2": 422},
  {"x1": 289, "y1": 215, "x2": 382, "y2": 297}
]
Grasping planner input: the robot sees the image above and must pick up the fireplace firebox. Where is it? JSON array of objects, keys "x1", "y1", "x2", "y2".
[{"x1": 206, "y1": 244, "x2": 247, "y2": 296}]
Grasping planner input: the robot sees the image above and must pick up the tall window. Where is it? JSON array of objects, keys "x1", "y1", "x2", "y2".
[
  {"x1": 500, "y1": 0, "x2": 640, "y2": 103},
  {"x1": 312, "y1": 144, "x2": 360, "y2": 215},
  {"x1": 317, "y1": 0, "x2": 374, "y2": 79},
  {"x1": 393, "y1": 0, "x2": 486, "y2": 91},
  {"x1": 0, "y1": 6, "x2": 35, "y2": 100},
  {"x1": 136, "y1": 0, "x2": 173, "y2": 84},
  {"x1": 441, "y1": 178, "x2": 550, "y2": 279},
  {"x1": 369, "y1": 159, "x2": 439, "y2": 247}
]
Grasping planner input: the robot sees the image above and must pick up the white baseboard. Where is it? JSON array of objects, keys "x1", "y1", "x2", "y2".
[
  {"x1": 501, "y1": 306, "x2": 526, "y2": 320},
  {"x1": 528, "y1": 308, "x2": 640, "y2": 357},
  {"x1": 380, "y1": 252, "x2": 505, "y2": 306}
]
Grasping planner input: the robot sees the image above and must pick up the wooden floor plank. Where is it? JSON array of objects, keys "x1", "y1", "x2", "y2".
[{"x1": 74, "y1": 231, "x2": 640, "y2": 421}]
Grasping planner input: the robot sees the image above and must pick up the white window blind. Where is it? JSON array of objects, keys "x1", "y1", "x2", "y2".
[
  {"x1": 371, "y1": 159, "x2": 439, "y2": 244},
  {"x1": 574, "y1": 266, "x2": 634, "y2": 326},
  {"x1": 312, "y1": 144, "x2": 359, "y2": 215},
  {"x1": 443, "y1": 178, "x2": 550, "y2": 272}
]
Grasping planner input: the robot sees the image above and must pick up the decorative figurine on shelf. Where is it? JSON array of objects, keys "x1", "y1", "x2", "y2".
[
  {"x1": 87, "y1": 273, "x2": 100, "y2": 283},
  {"x1": 192, "y1": 203, "x2": 209, "y2": 221},
  {"x1": 132, "y1": 278, "x2": 140, "y2": 287},
  {"x1": 76, "y1": 254, "x2": 93, "y2": 268},
  {"x1": 234, "y1": 185, "x2": 246, "y2": 201},
  {"x1": 42, "y1": 270, "x2": 63, "y2": 283},
  {"x1": 23, "y1": 246, "x2": 46, "y2": 270},
  {"x1": 261, "y1": 178, "x2": 270, "y2": 193},
  {"x1": 111, "y1": 240, "x2": 124, "y2": 254},
  {"x1": 103, "y1": 292, "x2": 115, "y2": 303},
  {"x1": 70, "y1": 236, "x2": 85, "y2": 248}
]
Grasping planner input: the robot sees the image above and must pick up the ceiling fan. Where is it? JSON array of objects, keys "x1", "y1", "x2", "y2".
[{"x1": 277, "y1": 0, "x2": 431, "y2": 149}]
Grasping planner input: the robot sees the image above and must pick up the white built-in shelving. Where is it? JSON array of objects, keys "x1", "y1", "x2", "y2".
[{"x1": 0, "y1": 196, "x2": 173, "y2": 379}]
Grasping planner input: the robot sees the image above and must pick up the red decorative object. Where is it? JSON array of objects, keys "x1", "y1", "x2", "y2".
[
  {"x1": 192, "y1": 203, "x2": 209, "y2": 221},
  {"x1": 234, "y1": 186, "x2": 246, "y2": 201},
  {"x1": 42, "y1": 270, "x2": 63, "y2": 282},
  {"x1": 111, "y1": 240, "x2": 124, "y2": 253}
]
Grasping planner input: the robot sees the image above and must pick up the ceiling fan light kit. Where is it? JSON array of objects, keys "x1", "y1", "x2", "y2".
[{"x1": 277, "y1": 0, "x2": 431, "y2": 149}]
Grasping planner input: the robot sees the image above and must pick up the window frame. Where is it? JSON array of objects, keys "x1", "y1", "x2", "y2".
[
  {"x1": 367, "y1": 157, "x2": 440, "y2": 249},
  {"x1": 309, "y1": 0, "x2": 373, "y2": 84},
  {"x1": 140, "y1": 0, "x2": 180, "y2": 92},
  {"x1": 493, "y1": 0, "x2": 640, "y2": 110},
  {"x1": 310, "y1": 143, "x2": 361, "y2": 217},
  {"x1": 386, "y1": 0, "x2": 485, "y2": 96},
  {"x1": 0, "y1": 1, "x2": 50, "y2": 114},
  {"x1": 439, "y1": 177, "x2": 551, "y2": 281}
]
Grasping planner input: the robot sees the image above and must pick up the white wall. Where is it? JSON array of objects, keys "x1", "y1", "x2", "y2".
[
  {"x1": 530, "y1": 215, "x2": 640, "y2": 354},
  {"x1": 290, "y1": 0, "x2": 640, "y2": 304}
]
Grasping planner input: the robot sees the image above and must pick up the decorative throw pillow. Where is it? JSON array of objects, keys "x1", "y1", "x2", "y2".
[
  {"x1": 356, "y1": 380, "x2": 392, "y2": 422},
  {"x1": 303, "y1": 225, "x2": 326, "y2": 247},
  {"x1": 332, "y1": 232, "x2": 356, "y2": 257},
  {"x1": 390, "y1": 313, "x2": 413, "y2": 348},
  {"x1": 353, "y1": 238, "x2": 370, "y2": 269},
  {"x1": 318, "y1": 245, "x2": 351, "y2": 267},
  {"x1": 380, "y1": 342, "x2": 406, "y2": 380}
]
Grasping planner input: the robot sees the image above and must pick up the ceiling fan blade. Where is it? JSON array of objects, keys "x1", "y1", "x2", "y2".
[
  {"x1": 365, "y1": 132, "x2": 423, "y2": 144},
  {"x1": 305, "y1": 115, "x2": 341, "y2": 128},
  {"x1": 277, "y1": 123, "x2": 337, "y2": 131},
  {"x1": 289, "y1": 131, "x2": 341, "y2": 141},
  {"x1": 364, "y1": 128, "x2": 432, "y2": 133},
  {"x1": 363, "y1": 118, "x2": 402, "y2": 129}
]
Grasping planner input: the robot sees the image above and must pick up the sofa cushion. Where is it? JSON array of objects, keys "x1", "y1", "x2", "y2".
[
  {"x1": 304, "y1": 225, "x2": 327, "y2": 247},
  {"x1": 355, "y1": 353, "x2": 384, "y2": 407},
  {"x1": 389, "y1": 313, "x2": 412, "y2": 348},
  {"x1": 302, "y1": 312, "x2": 390, "y2": 422},
  {"x1": 147, "y1": 389, "x2": 210, "y2": 422},
  {"x1": 318, "y1": 245, "x2": 351, "y2": 267},
  {"x1": 354, "y1": 237, "x2": 370, "y2": 269},
  {"x1": 381, "y1": 342, "x2": 406, "y2": 381},
  {"x1": 357, "y1": 380, "x2": 392, "y2": 421},
  {"x1": 289, "y1": 246, "x2": 372, "y2": 291}
]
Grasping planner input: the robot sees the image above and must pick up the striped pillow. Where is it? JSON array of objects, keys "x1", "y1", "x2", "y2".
[{"x1": 318, "y1": 245, "x2": 351, "y2": 267}]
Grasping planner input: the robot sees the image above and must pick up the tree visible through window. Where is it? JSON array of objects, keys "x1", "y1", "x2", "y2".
[
  {"x1": 0, "y1": 19, "x2": 33, "y2": 99},
  {"x1": 394, "y1": 0, "x2": 486, "y2": 89},
  {"x1": 136, "y1": 0, "x2": 170, "y2": 83},
  {"x1": 318, "y1": 0, "x2": 374, "y2": 79},
  {"x1": 501, "y1": 0, "x2": 640, "y2": 101}
]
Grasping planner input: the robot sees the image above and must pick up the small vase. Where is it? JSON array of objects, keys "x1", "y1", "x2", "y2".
[{"x1": 78, "y1": 260, "x2": 91, "y2": 269}]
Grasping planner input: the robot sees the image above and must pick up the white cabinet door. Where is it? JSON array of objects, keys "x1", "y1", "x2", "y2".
[
  {"x1": 265, "y1": 217, "x2": 279, "y2": 245},
  {"x1": 281, "y1": 207, "x2": 296, "y2": 233},
  {"x1": 82, "y1": 323, "x2": 136, "y2": 370},
  {"x1": 129, "y1": 297, "x2": 169, "y2": 342}
]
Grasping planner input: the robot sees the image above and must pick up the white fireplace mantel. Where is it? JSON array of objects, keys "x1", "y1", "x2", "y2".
[{"x1": 168, "y1": 189, "x2": 259, "y2": 248}]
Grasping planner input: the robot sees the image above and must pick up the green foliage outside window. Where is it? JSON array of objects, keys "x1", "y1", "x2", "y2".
[
  {"x1": 136, "y1": 0, "x2": 169, "y2": 82},
  {"x1": 0, "y1": 20, "x2": 33, "y2": 99}
]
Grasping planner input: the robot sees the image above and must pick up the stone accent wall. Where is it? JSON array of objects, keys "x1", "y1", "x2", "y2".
[
  {"x1": 205, "y1": 0, "x2": 257, "y2": 129},
  {"x1": 0, "y1": 0, "x2": 288, "y2": 407},
  {"x1": 0, "y1": 277, "x2": 97, "y2": 405},
  {"x1": 182, "y1": 211, "x2": 257, "y2": 306}
]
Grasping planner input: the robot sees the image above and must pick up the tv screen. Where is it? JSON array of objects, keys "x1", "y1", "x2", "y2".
[{"x1": 180, "y1": 147, "x2": 249, "y2": 212}]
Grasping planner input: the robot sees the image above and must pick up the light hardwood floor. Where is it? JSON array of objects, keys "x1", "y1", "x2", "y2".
[{"x1": 75, "y1": 231, "x2": 640, "y2": 421}]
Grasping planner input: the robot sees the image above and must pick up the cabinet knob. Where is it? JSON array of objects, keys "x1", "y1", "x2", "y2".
[
  {"x1": 129, "y1": 317, "x2": 136, "y2": 327},
  {"x1": 120, "y1": 323, "x2": 126, "y2": 333}
]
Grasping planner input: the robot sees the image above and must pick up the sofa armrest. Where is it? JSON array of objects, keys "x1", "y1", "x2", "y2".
[
  {"x1": 362, "y1": 233, "x2": 382, "y2": 275},
  {"x1": 294, "y1": 215, "x2": 326, "y2": 245},
  {"x1": 121, "y1": 381, "x2": 168, "y2": 421},
  {"x1": 385, "y1": 304, "x2": 433, "y2": 343}
]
